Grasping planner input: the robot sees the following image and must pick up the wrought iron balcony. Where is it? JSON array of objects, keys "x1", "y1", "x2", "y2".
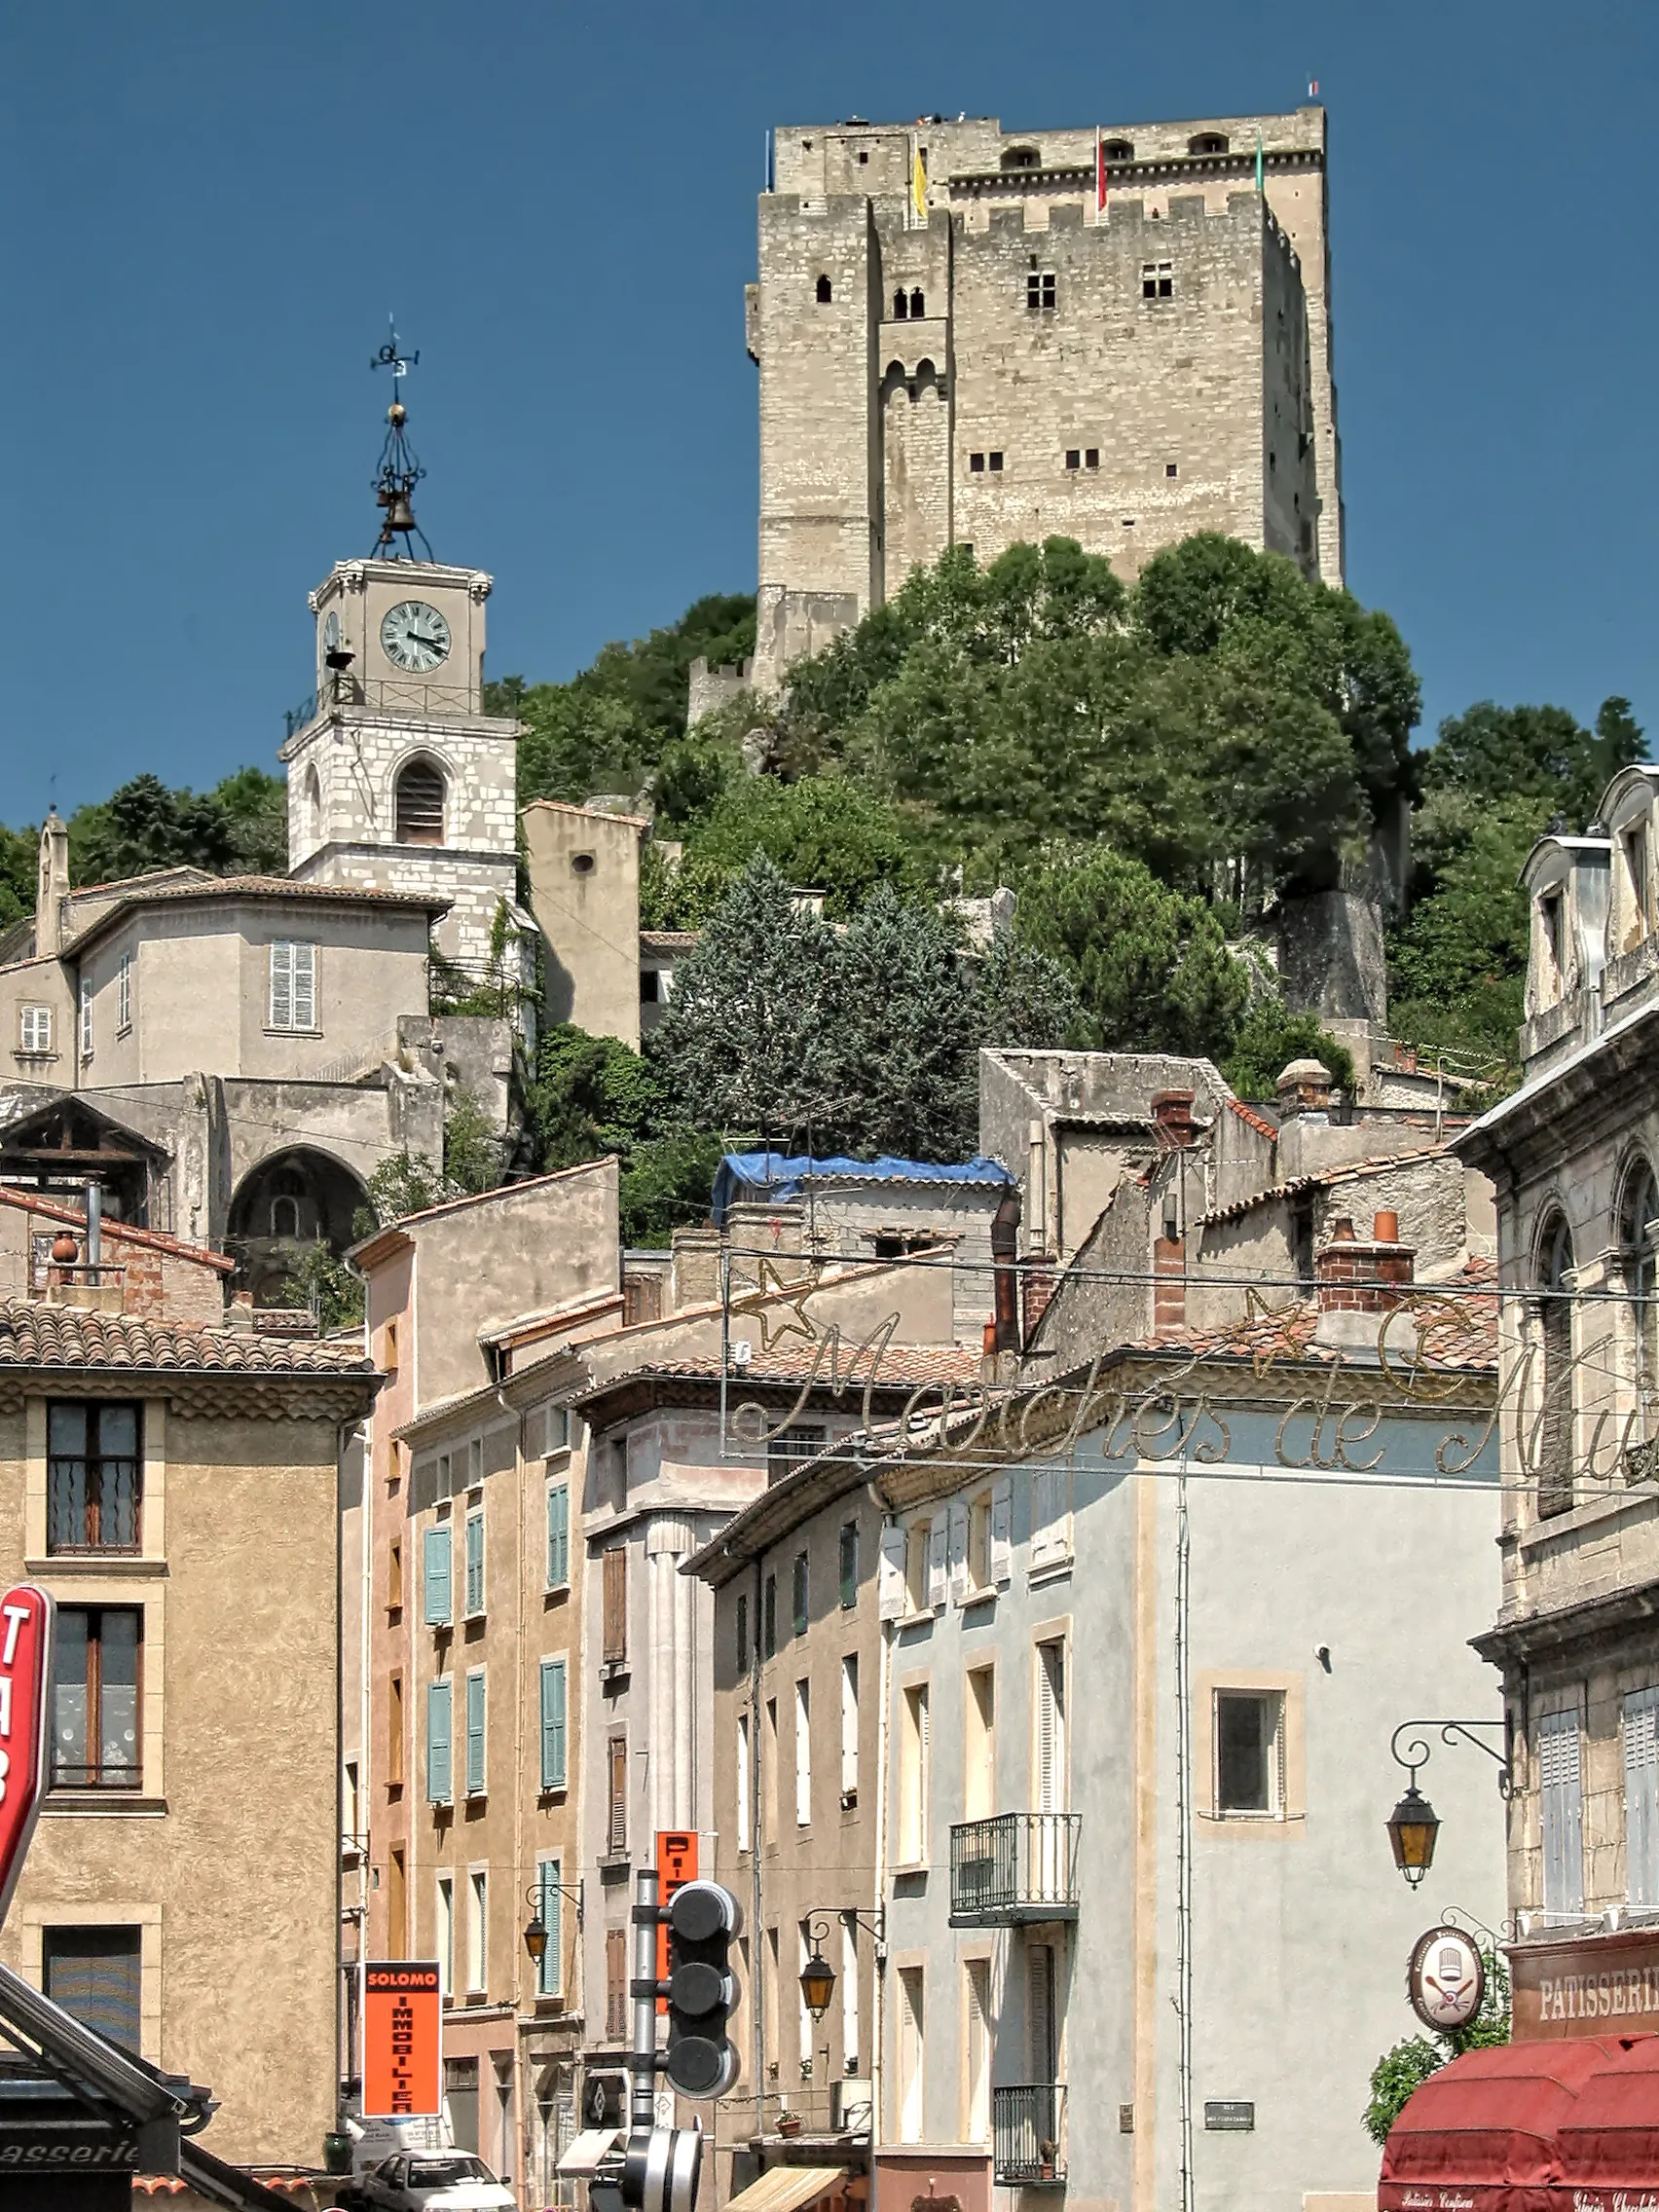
[
  {"x1": 993, "y1": 2083, "x2": 1067, "y2": 2186},
  {"x1": 949, "y1": 1812, "x2": 1080, "y2": 1925}
]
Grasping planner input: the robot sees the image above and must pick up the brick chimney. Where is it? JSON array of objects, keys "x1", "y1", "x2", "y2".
[
  {"x1": 1020, "y1": 1254, "x2": 1056, "y2": 1346},
  {"x1": 1154, "y1": 1233, "x2": 1186, "y2": 1336},
  {"x1": 1152, "y1": 1090, "x2": 1198, "y2": 1147},
  {"x1": 1275, "y1": 1058, "x2": 1334, "y2": 1119},
  {"x1": 1312, "y1": 1211, "x2": 1415, "y2": 1355}
]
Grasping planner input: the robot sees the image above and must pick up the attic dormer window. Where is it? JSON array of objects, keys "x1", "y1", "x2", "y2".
[
  {"x1": 394, "y1": 758, "x2": 446, "y2": 846},
  {"x1": 1623, "y1": 822, "x2": 1653, "y2": 952},
  {"x1": 1539, "y1": 889, "x2": 1566, "y2": 988}
]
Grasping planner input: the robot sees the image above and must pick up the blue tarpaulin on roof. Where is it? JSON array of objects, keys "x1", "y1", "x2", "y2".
[{"x1": 712, "y1": 1150, "x2": 1014, "y2": 1227}]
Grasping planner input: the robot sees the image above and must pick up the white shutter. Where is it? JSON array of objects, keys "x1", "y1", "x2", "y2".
[
  {"x1": 270, "y1": 942, "x2": 292, "y2": 1029},
  {"x1": 947, "y1": 1500, "x2": 970, "y2": 1603},
  {"x1": 878, "y1": 1526, "x2": 907, "y2": 1621},
  {"x1": 1037, "y1": 1642, "x2": 1066, "y2": 1817},
  {"x1": 990, "y1": 1476, "x2": 1013, "y2": 1585},
  {"x1": 1627, "y1": 1689, "x2": 1659, "y2": 1909},
  {"x1": 1031, "y1": 1468, "x2": 1055, "y2": 1566},
  {"x1": 927, "y1": 1519, "x2": 948, "y2": 1610},
  {"x1": 1540, "y1": 1707, "x2": 1585, "y2": 1918},
  {"x1": 292, "y1": 941, "x2": 316, "y2": 1029},
  {"x1": 841, "y1": 1655, "x2": 859, "y2": 1797}
]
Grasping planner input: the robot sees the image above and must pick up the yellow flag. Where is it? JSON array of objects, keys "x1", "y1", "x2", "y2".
[{"x1": 912, "y1": 146, "x2": 928, "y2": 221}]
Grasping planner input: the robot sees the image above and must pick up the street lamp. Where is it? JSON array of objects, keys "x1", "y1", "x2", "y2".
[
  {"x1": 1386, "y1": 1783, "x2": 1442, "y2": 1887},
  {"x1": 1384, "y1": 1719, "x2": 1510, "y2": 1888},
  {"x1": 798, "y1": 1925, "x2": 835, "y2": 2022},
  {"x1": 521, "y1": 1878, "x2": 585, "y2": 1971}
]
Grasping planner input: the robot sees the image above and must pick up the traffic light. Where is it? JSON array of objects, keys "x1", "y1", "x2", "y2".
[{"x1": 662, "y1": 1879, "x2": 742, "y2": 2100}]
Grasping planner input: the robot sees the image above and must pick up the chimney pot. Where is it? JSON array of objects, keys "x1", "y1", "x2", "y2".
[
  {"x1": 1374, "y1": 1209, "x2": 1400, "y2": 1244},
  {"x1": 1151, "y1": 1089, "x2": 1198, "y2": 1146},
  {"x1": 1330, "y1": 1216, "x2": 1356, "y2": 1241}
]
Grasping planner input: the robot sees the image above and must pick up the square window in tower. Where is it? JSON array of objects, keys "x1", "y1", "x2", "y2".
[
  {"x1": 1026, "y1": 271, "x2": 1057, "y2": 312},
  {"x1": 970, "y1": 453, "x2": 985, "y2": 473},
  {"x1": 1166, "y1": 461, "x2": 1179, "y2": 477},
  {"x1": 1086, "y1": 450, "x2": 1100, "y2": 469},
  {"x1": 1065, "y1": 451, "x2": 1080, "y2": 471},
  {"x1": 1141, "y1": 261, "x2": 1174, "y2": 301},
  {"x1": 989, "y1": 453, "x2": 1004, "y2": 472}
]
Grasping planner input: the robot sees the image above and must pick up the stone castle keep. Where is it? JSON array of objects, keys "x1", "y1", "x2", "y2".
[{"x1": 750, "y1": 107, "x2": 1342, "y2": 685}]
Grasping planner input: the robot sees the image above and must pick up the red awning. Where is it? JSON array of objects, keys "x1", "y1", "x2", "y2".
[
  {"x1": 1380, "y1": 2038, "x2": 1624, "y2": 2211},
  {"x1": 1554, "y1": 2034, "x2": 1659, "y2": 2205}
]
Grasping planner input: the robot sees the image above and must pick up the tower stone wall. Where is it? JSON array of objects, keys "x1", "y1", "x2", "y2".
[{"x1": 753, "y1": 107, "x2": 1342, "y2": 687}]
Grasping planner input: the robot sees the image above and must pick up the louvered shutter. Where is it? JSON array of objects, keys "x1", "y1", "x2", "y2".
[
  {"x1": 878, "y1": 1525, "x2": 906, "y2": 1621},
  {"x1": 1627, "y1": 1689, "x2": 1659, "y2": 1908},
  {"x1": 426, "y1": 1677, "x2": 453, "y2": 1804},
  {"x1": 927, "y1": 1520, "x2": 947, "y2": 1609},
  {"x1": 546, "y1": 1482, "x2": 570, "y2": 1590},
  {"x1": 603, "y1": 1547, "x2": 627, "y2": 1662},
  {"x1": 537, "y1": 1859, "x2": 563, "y2": 1998},
  {"x1": 990, "y1": 1476, "x2": 1014, "y2": 1584},
  {"x1": 1540, "y1": 1707, "x2": 1584, "y2": 1917},
  {"x1": 465, "y1": 1670, "x2": 486, "y2": 1796},
  {"x1": 540, "y1": 1657, "x2": 568, "y2": 1789},
  {"x1": 1038, "y1": 1642, "x2": 1066, "y2": 1816},
  {"x1": 270, "y1": 942, "x2": 292, "y2": 1030},
  {"x1": 1027, "y1": 1943, "x2": 1056, "y2": 2084},
  {"x1": 947, "y1": 1500, "x2": 970, "y2": 1603},
  {"x1": 424, "y1": 1526, "x2": 453, "y2": 1626},
  {"x1": 465, "y1": 1510, "x2": 485, "y2": 1616},
  {"x1": 292, "y1": 941, "x2": 316, "y2": 1029}
]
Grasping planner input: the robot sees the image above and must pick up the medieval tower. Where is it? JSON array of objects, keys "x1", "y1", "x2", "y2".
[{"x1": 750, "y1": 107, "x2": 1342, "y2": 686}]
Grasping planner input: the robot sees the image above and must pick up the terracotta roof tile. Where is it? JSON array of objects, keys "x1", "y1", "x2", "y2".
[
  {"x1": 1198, "y1": 1144, "x2": 1456, "y2": 1229},
  {"x1": 1225, "y1": 1096, "x2": 1279, "y2": 1140},
  {"x1": 1150, "y1": 1262, "x2": 1498, "y2": 1372},
  {"x1": 0, "y1": 1301, "x2": 375, "y2": 1376},
  {"x1": 0, "y1": 1189, "x2": 235, "y2": 1272},
  {"x1": 626, "y1": 1343, "x2": 980, "y2": 1390}
]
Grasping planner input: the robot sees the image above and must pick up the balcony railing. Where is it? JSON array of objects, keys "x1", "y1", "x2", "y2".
[
  {"x1": 993, "y1": 2083, "x2": 1067, "y2": 2186},
  {"x1": 949, "y1": 1812, "x2": 1081, "y2": 1924}
]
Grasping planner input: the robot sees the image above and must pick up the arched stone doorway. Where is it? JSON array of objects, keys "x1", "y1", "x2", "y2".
[{"x1": 226, "y1": 1147, "x2": 369, "y2": 1306}]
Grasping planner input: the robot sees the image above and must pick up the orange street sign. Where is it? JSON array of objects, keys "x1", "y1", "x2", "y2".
[{"x1": 363, "y1": 1961, "x2": 441, "y2": 2119}]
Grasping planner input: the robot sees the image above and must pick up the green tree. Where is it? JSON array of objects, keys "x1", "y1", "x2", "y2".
[
  {"x1": 1014, "y1": 845, "x2": 1250, "y2": 1058},
  {"x1": 644, "y1": 775, "x2": 934, "y2": 926},
  {"x1": 1221, "y1": 996, "x2": 1355, "y2": 1102},
  {"x1": 1363, "y1": 1946, "x2": 1510, "y2": 2148},
  {"x1": 443, "y1": 1088, "x2": 501, "y2": 1198},
  {"x1": 1422, "y1": 696, "x2": 1645, "y2": 831},
  {"x1": 647, "y1": 857, "x2": 841, "y2": 1143}
]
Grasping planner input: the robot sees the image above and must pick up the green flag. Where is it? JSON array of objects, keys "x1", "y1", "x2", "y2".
[{"x1": 1255, "y1": 131, "x2": 1265, "y2": 193}]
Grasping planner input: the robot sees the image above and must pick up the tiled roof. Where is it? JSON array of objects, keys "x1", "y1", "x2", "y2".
[
  {"x1": 0, "y1": 1189, "x2": 235, "y2": 1272},
  {"x1": 1225, "y1": 1097, "x2": 1279, "y2": 1141},
  {"x1": 0, "y1": 1302, "x2": 375, "y2": 1375},
  {"x1": 1152, "y1": 1264, "x2": 1498, "y2": 1372},
  {"x1": 618, "y1": 1343, "x2": 981, "y2": 1390},
  {"x1": 1198, "y1": 1144, "x2": 1455, "y2": 1229},
  {"x1": 67, "y1": 874, "x2": 451, "y2": 951}
]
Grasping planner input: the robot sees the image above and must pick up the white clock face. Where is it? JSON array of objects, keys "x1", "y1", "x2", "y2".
[{"x1": 381, "y1": 600, "x2": 451, "y2": 674}]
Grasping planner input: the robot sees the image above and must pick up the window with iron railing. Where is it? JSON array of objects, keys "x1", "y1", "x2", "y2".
[{"x1": 48, "y1": 1403, "x2": 141, "y2": 1555}]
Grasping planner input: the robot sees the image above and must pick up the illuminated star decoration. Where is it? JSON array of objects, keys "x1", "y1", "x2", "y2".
[{"x1": 728, "y1": 1258, "x2": 824, "y2": 1351}]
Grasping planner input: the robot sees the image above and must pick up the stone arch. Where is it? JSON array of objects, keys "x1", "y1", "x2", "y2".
[
  {"x1": 1533, "y1": 1206, "x2": 1576, "y2": 1518},
  {"x1": 393, "y1": 752, "x2": 449, "y2": 846},
  {"x1": 226, "y1": 1145, "x2": 371, "y2": 1306},
  {"x1": 1619, "y1": 1153, "x2": 1659, "y2": 1411},
  {"x1": 1188, "y1": 131, "x2": 1229, "y2": 156},
  {"x1": 1001, "y1": 145, "x2": 1040, "y2": 169},
  {"x1": 1102, "y1": 138, "x2": 1134, "y2": 162}
]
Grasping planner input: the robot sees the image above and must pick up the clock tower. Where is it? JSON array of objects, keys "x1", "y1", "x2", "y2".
[{"x1": 280, "y1": 340, "x2": 533, "y2": 998}]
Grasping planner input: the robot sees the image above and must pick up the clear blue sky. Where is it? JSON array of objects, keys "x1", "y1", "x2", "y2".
[{"x1": 1, "y1": 0, "x2": 1652, "y2": 824}]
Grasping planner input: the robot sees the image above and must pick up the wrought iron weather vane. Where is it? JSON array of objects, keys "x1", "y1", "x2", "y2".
[{"x1": 370, "y1": 318, "x2": 432, "y2": 560}]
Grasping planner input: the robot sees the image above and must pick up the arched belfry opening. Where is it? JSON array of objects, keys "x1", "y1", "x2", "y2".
[{"x1": 394, "y1": 757, "x2": 447, "y2": 846}]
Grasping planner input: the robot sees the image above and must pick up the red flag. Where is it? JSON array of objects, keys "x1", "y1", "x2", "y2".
[{"x1": 1096, "y1": 128, "x2": 1107, "y2": 214}]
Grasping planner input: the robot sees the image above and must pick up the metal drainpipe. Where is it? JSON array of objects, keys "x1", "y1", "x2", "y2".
[
  {"x1": 1174, "y1": 1428, "x2": 1195, "y2": 2212},
  {"x1": 866, "y1": 1479, "x2": 897, "y2": 2158},
  {"x1": 749, "y1": 1554, "x2": 764, "y2": 2143}
]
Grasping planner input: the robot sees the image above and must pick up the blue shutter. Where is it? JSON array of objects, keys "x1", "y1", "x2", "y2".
[
  {"x1": 465, "y1": 1509, "x2": 485, "y2": 1616},
  {"x1": 465, "y1": 1670, "x2": 486, "y2": 1796},
  {"x1": 537, "y1": 1859, "x2": 563, "y2": 1998},
  {"x1": 423, "y1": 1526, "x2": 453, "y2": 1626},
  {"x1": 426, "y1": 1677, "x2": 453, "y2": 1804},
  {"x1": 540, "y1": 1656, "x2": 568, "y2": 1790},
  {"x1": 546, "y1": 1483, "x2": 570, "y2": 1590}
]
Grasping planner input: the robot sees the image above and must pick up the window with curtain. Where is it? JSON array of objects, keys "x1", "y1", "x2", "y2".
[
  {"x1": 48, "y1": 1402, "x2": 140, "y2": 1553},
  {"x1": 51, "y1": 1607, "x2": 140, "y2": 1789},
  {"x1": 43, "y1": 1928, "x2": 141, "y2": 2053}
]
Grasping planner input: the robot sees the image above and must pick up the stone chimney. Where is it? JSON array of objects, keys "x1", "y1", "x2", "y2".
[
  {"x1": 36, "y1": 809, "x2": 69, "y2": 957},
  {"x1": 1275, "y1": 1058, "x2": 1334, "y2": 1119},
  {"x1": 1152, "y1": 1090, "x2": 1198, "y2": 1147},
  {"x1": 1312, "y1": 1211, "x2": 1416, "y2": 1356}
]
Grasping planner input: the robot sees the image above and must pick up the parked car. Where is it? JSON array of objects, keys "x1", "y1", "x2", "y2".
[{"x1": 360, "y1": 2153, "x2": 515, "y2": 2211}]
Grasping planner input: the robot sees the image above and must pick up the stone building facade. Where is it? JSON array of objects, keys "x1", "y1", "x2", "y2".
[
  {"x1": 1457, "y1": 761, "x2": 1659, "y2": 2043},
  {"x1": 0, "y1": 1292, "x2": 378, "y2": 2172},
  {"x1": 751, "y1": 108, "x2": 1340, "y2": 685}
]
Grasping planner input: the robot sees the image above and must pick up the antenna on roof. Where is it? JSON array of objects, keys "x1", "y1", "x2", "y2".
[{"x1": 369, "y1": 317, "x2": 433, "y2": 561}]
